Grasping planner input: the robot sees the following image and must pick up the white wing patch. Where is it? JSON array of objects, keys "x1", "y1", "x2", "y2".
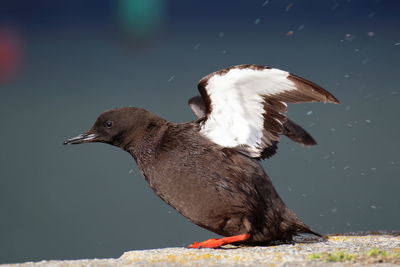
[{"x1": 200, "y1": 67, "x2": 296, "y2": 153}]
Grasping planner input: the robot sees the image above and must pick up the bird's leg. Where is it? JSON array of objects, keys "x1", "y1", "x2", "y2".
[{"x1": 187, "y1": 233, "x2": 251, "y2": 248}]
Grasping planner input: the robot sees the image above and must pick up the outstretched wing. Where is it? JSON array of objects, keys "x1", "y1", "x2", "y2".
[
  {"x1": 193, "y1": 64, "x2": 339, "y2": 158},
  {"x1": 189, "y1": 95, "x2": 317, "y2": 159}
]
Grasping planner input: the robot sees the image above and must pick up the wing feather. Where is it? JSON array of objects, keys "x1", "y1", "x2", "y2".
[{"x1": 193, "y1": 64, "x2": 339, "y2": 158}]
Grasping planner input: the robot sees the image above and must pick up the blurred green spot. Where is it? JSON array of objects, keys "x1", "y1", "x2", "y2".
[{"x1": 117, "y1": 0, "x2": 165, "y2": 36}]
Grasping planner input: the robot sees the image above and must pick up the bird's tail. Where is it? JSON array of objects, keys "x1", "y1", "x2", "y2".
[
  {"x1": 281, "y1": 207, "x2": 326, "y2": 241},
  {"x1": 296, "y1": 224, "x2": 326, "y2": 239},
  {"x1": 283, "y1": 119, "x2": 317, "y2": 146}
]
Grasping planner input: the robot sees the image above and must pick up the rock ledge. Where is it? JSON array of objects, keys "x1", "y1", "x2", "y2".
[{"x1": 4, "y1": 232, "x2": 400, "y2": 267}]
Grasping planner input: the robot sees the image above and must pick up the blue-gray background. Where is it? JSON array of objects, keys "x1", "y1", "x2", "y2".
[{"x1": 0, "y1": 0, "x2": 399, "y2": 264}]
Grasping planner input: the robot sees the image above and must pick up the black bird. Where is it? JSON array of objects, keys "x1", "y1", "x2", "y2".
[{"x1": 64, "y1": 64, "x2": 339, "y2": 248}]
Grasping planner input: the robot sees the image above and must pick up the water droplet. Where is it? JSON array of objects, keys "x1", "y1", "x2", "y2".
[
  {"x1": 194, "y1": 43, "x2": 200, "y2": 50},
  {"x1": 343, "y1": 166, "x2": 349, "y2": 170},
  {"x1": 362, "y1": 58, "x2": 369, "y2": 64},
  {"x1": 286, "y1": 3, "x2": 293, "y2": 12},
  {"x1": 297, "y1": 25, "x2": 304, "y2": 31},
  {"x1": 345, "y1": 33, "x2": 354, "y2": 41},
  {"x1": 370, "y1": 205, "x2": 377, "y2": 209},
  {"x1": 364, "y1": 93, "x2": 372, "y2": 99},
  {"x1": 367, "y1": 31, "x2": 375, "y2": 37},
  {"x1": 262, "y1": 0, "x2": 269, "y2": 7},
  {"x1": 286, "y1": 30, "x2": 294, "y2": 36},
  {"x1": 254, "y1": 18, "x2": 261, "y2": 25},
  {"x1": 218, "y1": 32, "x2": 224, "y2": 38},
  {"x1": 365, "y1": 119, "x2": 371, "y2": 123},
  {"x1": 331, "y1": 208, "x2": 338, "y2": 213},
  {"x1": 331, "y1": 128, "x2": 336, "y2": 132},
  {"x1": 306, "y1": 110, "x2": 313, "y2": 115},
  {"x1": 128, "y1": 169, "x2": 133, "y2": 174},
  {"x1": 168, "y1": 75, "x2": 175, "y2": 82}
]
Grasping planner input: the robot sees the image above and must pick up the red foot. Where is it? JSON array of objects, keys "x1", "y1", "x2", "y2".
[{"x1": 188, "y1": 233, "x2": 251, "y2": 248}]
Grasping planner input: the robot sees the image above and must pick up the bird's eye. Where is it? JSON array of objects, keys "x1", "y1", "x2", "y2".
[{"x1": 104, "y1": 121, "x2": 113, "y2": 128}]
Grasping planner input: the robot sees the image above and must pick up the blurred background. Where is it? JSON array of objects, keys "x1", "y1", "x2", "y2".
[{"x1": 0, "y1": 0, "x2": 399, "y2": 264}]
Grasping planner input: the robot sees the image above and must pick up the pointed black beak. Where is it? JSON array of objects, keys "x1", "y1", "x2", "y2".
[{"x1": 63, "y1": 133, "x2": 98, "y2": 145}]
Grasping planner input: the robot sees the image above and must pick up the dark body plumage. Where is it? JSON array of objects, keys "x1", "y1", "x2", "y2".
[
  {"x1": 134, "y1": 119, "x2": 316, "y2": 243},
  {"x1": 66, "y1": 107, "x2": 319, "y2": 244},
  {"x1": 64, "y1": 64, "x2": 339, "y2": 247}
]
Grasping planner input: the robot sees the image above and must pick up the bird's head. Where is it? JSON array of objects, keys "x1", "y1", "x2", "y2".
[{"x1": 63, "y1": 107, "x2": 161, "y2": 149}]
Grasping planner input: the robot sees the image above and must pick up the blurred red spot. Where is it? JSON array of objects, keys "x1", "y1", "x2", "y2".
[{"x1": 0, "y1": 27, "x2": 23, "y2": 84}]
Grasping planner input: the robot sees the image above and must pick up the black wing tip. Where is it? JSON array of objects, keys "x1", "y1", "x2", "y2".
[
  {"x1": 325, "y1": 92, "x2": 341, "y2": 104},
  {"x1": 288, "y1": 73, "x2": 341, "y2": 104},
  {"x1": 301, "y1": 135, "x2": 317, "y2": 146},
  {"x1": 283, "y1": 119, "x2": 318, "y2": 146},
  {"x1": 290, "y1": 135, "x2": 317, "y2": 147},
  {"x1": 301, "y1": 128, "x2": 317, "y2": 146}
]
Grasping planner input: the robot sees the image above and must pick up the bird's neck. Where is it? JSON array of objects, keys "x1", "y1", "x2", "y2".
[{"x1": 123, "y1": 121, "x2": 169, "y2": 167}]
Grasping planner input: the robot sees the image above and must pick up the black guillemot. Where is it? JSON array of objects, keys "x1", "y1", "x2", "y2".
[{"x1": 64, "y1": 64, "x2": 339, "y2": 248}]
